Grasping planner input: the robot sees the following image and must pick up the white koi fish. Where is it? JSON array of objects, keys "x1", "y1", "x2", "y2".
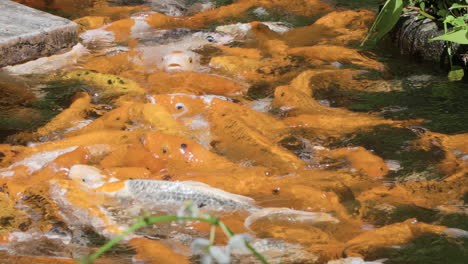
[{"x1": 67, "y1": 165, "x2": 340, "y2": 231}]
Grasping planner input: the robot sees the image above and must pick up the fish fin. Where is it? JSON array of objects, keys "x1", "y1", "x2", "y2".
[{"x1": 244, "y1": 208, "x2": 339, "y2": 232}]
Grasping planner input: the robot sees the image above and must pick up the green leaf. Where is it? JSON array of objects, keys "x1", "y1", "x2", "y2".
[
  {"x1": 443, "y1": 15, "x2": 456, "y2": 24},
  {"x1": 362, "y1": 0, "x2": 404, "y2": 45},
  {"x1": 448, "y1": 66, "x2": 464, "y2": 81},
  {"x1": 437, "y1": 9, "x2": 448, "y2": 17},
  {"x1": 430, "y1": 29, "x2": 468, "y2": 44},
  {"x1": 450, "y1": 3, "x2": 468, "y2": 10}
]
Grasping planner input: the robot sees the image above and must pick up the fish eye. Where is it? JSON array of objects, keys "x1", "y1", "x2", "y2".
[
  {"x1": 181, "y1": 143, "x2": 188, "y2": 148},
  {"x1": 161, "y1": 56, "x2": 167, "y2": 61},
  {"x1": 189, "y1": 57, "x2": 193, "y2": 63},
  {"x1": 175, "y1": 103, "x2": 185, "y2": 110},
  {"x1": 206, "y1": 35, "x2": 215, "y2": 42}
]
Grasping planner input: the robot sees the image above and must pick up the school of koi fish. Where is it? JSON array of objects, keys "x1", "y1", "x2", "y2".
[{"x1": 0, "y1": 0, "x2": 467, "y2": 263}]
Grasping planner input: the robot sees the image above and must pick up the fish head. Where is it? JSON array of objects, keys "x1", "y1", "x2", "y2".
[
  {"x1": 68, "y1": 165, "x2": 109, "y2": 190},
  {"x1": 150, "y1": 94, "x2": 234, "y2": 119},
  {"x1": 192, "y1": 31, "x2": 234, "y2": 45},
  {"x1": 143, "y1": 132, "x2": 234, "y2": 172},
  {"x1": 161, "y1": 50, "x2": 199, "y2": 72},
  {"x1": 143, "y1": 132, "x2": 211, "y2": 163},
  {"x1": 150, "y1": 94, "x2": 208, "y2": 119}
]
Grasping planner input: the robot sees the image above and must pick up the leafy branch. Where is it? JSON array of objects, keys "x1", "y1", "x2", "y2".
[{"x1": 364, "y1": 0, "x2": 468, "y2": 80}]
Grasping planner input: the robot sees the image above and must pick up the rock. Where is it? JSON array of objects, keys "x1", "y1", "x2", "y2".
[
  {"x1": 391, "y1": 11, "x2": 468, "y2": 67},
  {"x1": 0, "y1": 0, "x2": 78, "y2": 67}
]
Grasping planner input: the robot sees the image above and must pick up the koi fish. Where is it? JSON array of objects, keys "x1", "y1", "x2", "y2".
[
  {"x1": 81, "y1": 25, "x2": 233, "y2": 52},
  {"x1": 159, "y1": 50, "x2": 200, "y2": 72},
  {"x1": 69, "y1": 170, "x2": 340, "y2": 232},
  {"x1": 103, "y1": 179, "x2": 260, "y2": 213},
  {"x1": 134, "y1": 29, "x2": 233, "y2": 71}
]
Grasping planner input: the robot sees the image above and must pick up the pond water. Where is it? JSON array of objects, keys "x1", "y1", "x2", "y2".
[{"x1": 0, "y1": 0, "x2": 467, "y2": 263}]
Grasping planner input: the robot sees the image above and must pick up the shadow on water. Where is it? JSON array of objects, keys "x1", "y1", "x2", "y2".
[
  {"x1": 0, "y1": 80, "x2": 89, "y2": 143},
  {"x1": 329, "y1": 125, "x2": 446, "y2": 181},
  {"x1": 315, "y1": 35, "x2": 468, "y2": 134},
  {"x1": 371, "y1": 233, "x2": 468, "y2": 264},
  {"x1": 334, "y1": 0, "x2": 382, "y2": 11},
  {"x1": 345, "y1": 82, "x2": 468, "y2": 134},
  {"x1": 317, "y1": 32, "x2": 468, "y2": 181}
]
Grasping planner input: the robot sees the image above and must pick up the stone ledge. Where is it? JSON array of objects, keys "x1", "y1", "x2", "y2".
[{"x1": 0, "y1": 0, "x2": 78, "y2": 67}]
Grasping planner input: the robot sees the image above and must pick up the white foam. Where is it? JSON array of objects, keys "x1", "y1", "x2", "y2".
[
  {"x1": 247, "y1": 98, "x2": 272, "y2": 113},
  {"x1": 385, "y1": 160, "x2": 402, "y2": 171},
  {"x1": 80, "y1": 26, "x2": 115, "y2": 44},
  {"x1": 252, "y1": 7, "x2": 269, "y2": 17},
  {"x1": 188, "y1": 115, "x2": 210, "y2": 130},
  {"x1": 166, "y1": 93, "x2": 232, "y2": 106},
  {"x1": 216, "y1": 22, "x2": 292, "y2": 39},
  {"x1": 216, "y1": 23, "x2": 252, "y2": 39},
  {"x1": 183, "y1": 114, "x2": 212, "y2": 148},
  {"x1": 63, "y1": 120, "x2": 93, "y2": 134},
  {"x1": 130, "y1": 16, "x2": 152, "y2": 39}
]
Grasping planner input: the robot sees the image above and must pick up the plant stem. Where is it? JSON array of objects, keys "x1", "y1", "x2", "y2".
[
  {"x1": 80, "y1": 214, "x2": 270, "y2": 264},
  {"x1": 217, "y1": 221, "x2": 269, "y2": 264},
  {"x1": 80, "y1": 215, "x2": 215, "y2": 264},
  {"x1": 245, "y1": 241, "x2": 270, "y2": 264},
  {"x1": 79, "y1": 218, "x2": 147, "y2": 264},
  {"x1": 218, "y1": 221, "x2": 234, "y2": 238},
  {"x1": 209, "y1": 224, "x2": 217, "y2": 244},
  {"x1": 418, "y1": 10, "x2": 436, "y2": 20}
]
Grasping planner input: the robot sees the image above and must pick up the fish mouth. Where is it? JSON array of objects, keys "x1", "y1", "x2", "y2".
[{"x1": 166, "y1": 63, "x2": 183, "y2": 71}]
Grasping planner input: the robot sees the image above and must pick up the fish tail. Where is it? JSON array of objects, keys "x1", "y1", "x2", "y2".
[{"x1": 244, "y1": 207, "x2": 339, "y2": 232}]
